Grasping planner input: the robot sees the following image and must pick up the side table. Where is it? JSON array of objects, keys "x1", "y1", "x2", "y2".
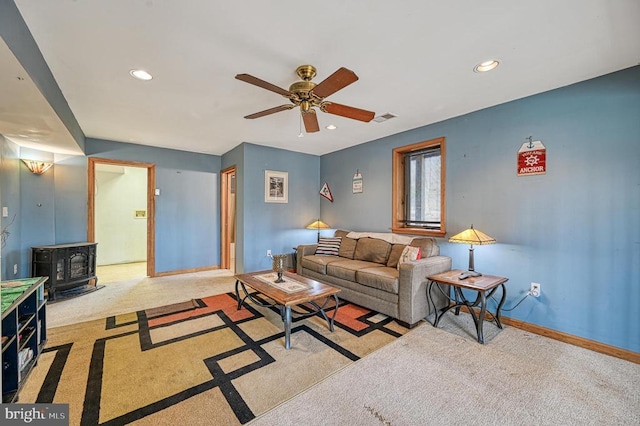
[{"x1": 427, "y1": 269, "x2": 508, "y2": 344}]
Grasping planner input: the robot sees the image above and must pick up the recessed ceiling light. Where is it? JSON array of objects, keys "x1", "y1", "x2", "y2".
[
  {"x1": 129, "y1": 69, "x2": 153, "y2": 81},
  {"x1": 326, "y1": 124, "x2": 337, "y2": 130},
  {"x1": 473, "y1": 60, "x2": 499, "y2": 73}
]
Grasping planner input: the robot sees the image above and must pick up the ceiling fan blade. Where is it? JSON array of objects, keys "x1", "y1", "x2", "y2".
[
  {"x1": 244, "y1": 104, "x2": 294, "y2": 119},
  {"x1": 235, "y1": 73, "x2": 292, "y2": 97},
  {"x1": 302, "y1": 110, "x2": 320, "y2": 133},
  {"x1": 322, "y1": 102, "x2": 375, "y2": 122},
  {"x1": 311, "y1": 67, "x2": 359, "y2": 99}
]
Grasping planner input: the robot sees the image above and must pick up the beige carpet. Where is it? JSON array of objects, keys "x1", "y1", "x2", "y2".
[
  {"x1": 251, "y1": 317, "x2": 640, "y2": 425},
  {"x1": 19, "y1": 288, "x2": 410, "y2": 425},
  {"x1": 96, "y1": 262, "x2": 148, "y2": 283},
  {"x1": 45, "y1": 268, "x2": 235, "y2": 328},
  {"x1": 34, "y1": 267, "x2": 640, "y2": 425},
  {"x1": 144, "y1": 299, "x2": 201, "y2": 318}
]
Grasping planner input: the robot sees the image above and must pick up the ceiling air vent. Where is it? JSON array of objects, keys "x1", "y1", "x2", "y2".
[{"x1": 373, "y1": 112, "x2": 397, "y2": 123}]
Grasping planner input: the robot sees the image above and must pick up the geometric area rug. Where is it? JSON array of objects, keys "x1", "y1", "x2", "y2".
[{"x1": 17, "y1": 292, "x2": 410, "y2": 425}]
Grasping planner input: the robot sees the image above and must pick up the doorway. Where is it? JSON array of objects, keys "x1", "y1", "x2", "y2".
[
  {"x1": 88, "y1": 158, "x2": 156, "y2": 277},
  {"x1": 221, "y1": 166, "x2": 236, "y2": 273}
]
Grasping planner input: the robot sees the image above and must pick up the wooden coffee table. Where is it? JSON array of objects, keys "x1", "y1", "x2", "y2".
[{"x1": 234, "y1": 270, "x2": 340, "y2": 349}]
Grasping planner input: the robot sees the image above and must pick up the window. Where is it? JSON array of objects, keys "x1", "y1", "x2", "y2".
[{"x1": 392, "y1": 137, "x2": 446, "y2": 237}]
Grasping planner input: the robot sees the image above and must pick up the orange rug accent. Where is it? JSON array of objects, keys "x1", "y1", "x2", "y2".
[
  {"x1": 333, "y1": 303, "x2": 372, "y2": 331},
  {"x1": 148, "y1": 294, "x2": 252, "y2": 327}
]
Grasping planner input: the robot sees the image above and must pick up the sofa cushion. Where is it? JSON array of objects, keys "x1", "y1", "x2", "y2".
[
  {"x1": 315, "y1": 237, "x2": 341, "y2": 256},
  {"x1": 335, "y1": 230, "x2": 357, "y2": 259},
  {"x1": 327, "y1": 259, "x2": 380, "y2": 281},
  {"x1": 353, "y1": 237, "x2": 392, "y2": 264},
  {"x1": 300, "y1": 255, "x2": 344, "y2": 274},
  {"x1": 356, "y1": 267, "x2": 399, "y2": 294},
  {"x1": 386, "y1": 244, "x2": 407, "y2": 268},
  {"x1": 410, "y1": 237, "x2": 439, "y2": 257}
]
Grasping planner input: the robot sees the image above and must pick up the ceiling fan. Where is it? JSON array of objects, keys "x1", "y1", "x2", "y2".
[{"x1": 235, "y1": 65, "x2": 375, "y2": 133}]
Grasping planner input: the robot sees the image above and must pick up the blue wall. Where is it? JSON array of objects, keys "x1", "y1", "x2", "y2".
[
  {"x1": 53, "y1": 154, "x2": 89, "y2": 245},
  {"x1": 320, "y1": 66, "x2": 640, "y2": 352},
  {"x1": 222, "y1": 143, "x2": 320, "y2": 273},
  {"x1": 155, "y1": 168, "x2": 218, "y2": 272},
  {"x1": 0, "y1": 137, "x2": 22, "y2": 280},
  {"x1": 0, "y1": 145, "x2": 58, "y2": 278},
  {"x1": 0, "y1": 138, "x2": 223, "y2": 276},
  {"x1": 85, "y1": 139, "x2": 222, "y2": 273}
]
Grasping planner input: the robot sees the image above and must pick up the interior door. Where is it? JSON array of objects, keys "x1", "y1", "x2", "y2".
[
  {"x1": 221, "y1": 166, "x2": 236, "y2": 272},
  {"x1": 87, "y1": 158, "x2": 156, "y2": 277}
]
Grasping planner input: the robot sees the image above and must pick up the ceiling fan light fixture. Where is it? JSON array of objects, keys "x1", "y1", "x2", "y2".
[
  {"x1": 473, "y1": 60, "x2": 499, "y2": 73},
  {"x1": 129, "y1": 69, "x2": 153, "y2": 81}
]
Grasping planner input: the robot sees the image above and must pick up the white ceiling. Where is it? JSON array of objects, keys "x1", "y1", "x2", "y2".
[
  {"x1": 3, "y1": 0, "x2": 640, "y2": 156},
  {"x1": 0, "y1": 37, "x2": 82, "y2": 155}
]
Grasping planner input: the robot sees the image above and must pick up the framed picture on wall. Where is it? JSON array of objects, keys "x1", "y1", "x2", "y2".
[{"x1": 265, "y1": 170, "x2": 288, "y2": 203}]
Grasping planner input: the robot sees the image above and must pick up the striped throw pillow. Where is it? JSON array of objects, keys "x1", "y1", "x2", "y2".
[{"x1": 315, "y1": 237, "x2": 342, "y2": 256}]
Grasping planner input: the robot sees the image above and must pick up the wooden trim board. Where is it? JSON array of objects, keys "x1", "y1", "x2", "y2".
[
  {"x1": 153, "y1": 265, "x2": 220, "y2": 278},
  {"x1": 501, "y1": 316, "x2": 639, "y2": 364}
]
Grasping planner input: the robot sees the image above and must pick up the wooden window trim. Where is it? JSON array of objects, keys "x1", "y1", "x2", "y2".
[{"x1": 392, "y1": 137, "x2": 446, "y2": 237}]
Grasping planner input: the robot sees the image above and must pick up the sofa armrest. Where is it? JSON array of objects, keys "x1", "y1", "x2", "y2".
[
  {"x1": 397, "y1": 255, "x2": 452, "y2": 326},
  {"x1": 296, "y1": 244, "x2": 317, "y2": 274},
  {"x1": 297, "y1": 244, "x2": 317, "y2": 256}
]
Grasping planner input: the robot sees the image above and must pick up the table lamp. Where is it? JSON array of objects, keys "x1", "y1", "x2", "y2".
[
  {"x1": 448, "y1": 224, "x2": 496, "y2": 280},
  {"x1": 306, "y1": 219, "x2": 330, "y2": 242}
]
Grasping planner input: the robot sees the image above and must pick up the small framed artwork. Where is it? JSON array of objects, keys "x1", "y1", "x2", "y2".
[
  {"x1": 134, "y1": 209, "x2": 147, "y2": 219},
  {"x1": 265, "y1": 170, "x2": 288, "y2": 203}
]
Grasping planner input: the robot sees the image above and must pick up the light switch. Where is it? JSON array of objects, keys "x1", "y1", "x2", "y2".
[
  {"x1": 2, "y1": 207, "x2": 8, "y2": 217},
  {"x1": 155, "y1": 189, "x2": 161, "y2": 196}
]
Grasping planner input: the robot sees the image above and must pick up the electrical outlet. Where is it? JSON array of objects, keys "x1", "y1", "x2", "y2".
[
  {"x1": 266, "y1": 250, "x2": 272, "y2": 257},
  {"x1": 530, "y1": 282, "x2": 541, "y2": 297},
  {"x1": 13, "y1": 264, "x2": 18, "y2": 275}
]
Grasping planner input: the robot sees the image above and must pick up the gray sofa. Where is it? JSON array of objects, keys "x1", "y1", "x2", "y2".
[{"x1": 297, "y1": 230, "x2": 452, "y2": 327}]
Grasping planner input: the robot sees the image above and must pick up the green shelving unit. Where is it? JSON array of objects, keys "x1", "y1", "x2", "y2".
[{"x1": 1, "y1": 277, "x2": 48, "y2": 403}]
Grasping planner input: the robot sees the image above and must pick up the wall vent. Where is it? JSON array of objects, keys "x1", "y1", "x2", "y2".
[{"x1": 373, "y1": 112, "x2": 397, "y2": 123}]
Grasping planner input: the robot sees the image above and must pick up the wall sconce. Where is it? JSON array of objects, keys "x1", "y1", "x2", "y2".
[{"x1": 22, "y1": 159, "x2": 53, "y2": 175}]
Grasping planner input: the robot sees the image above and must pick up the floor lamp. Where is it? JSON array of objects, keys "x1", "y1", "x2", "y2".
[{"x1": 306, "y1": 219, "x2": 331, "y2": 242}]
